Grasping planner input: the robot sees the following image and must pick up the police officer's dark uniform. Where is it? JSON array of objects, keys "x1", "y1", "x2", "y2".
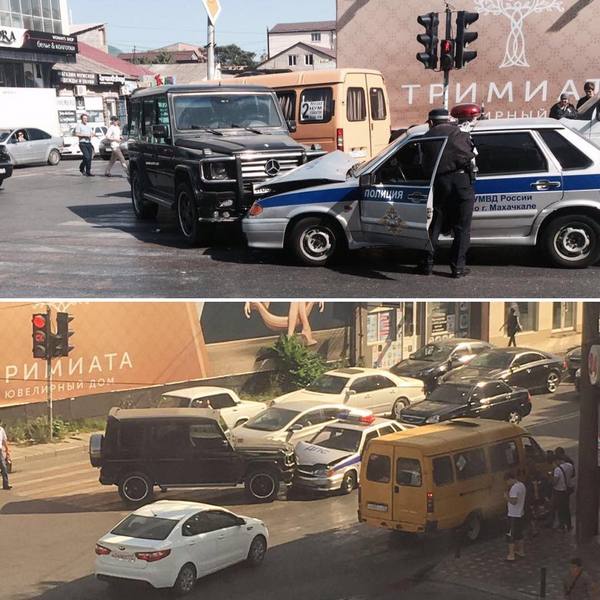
[{"x1": 418, "y1": 108, "x2": 476, "y2": 278}]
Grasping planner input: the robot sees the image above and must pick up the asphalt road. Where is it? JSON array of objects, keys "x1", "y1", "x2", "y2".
[
  {"x1": 0, "y1": 384, "x2": 580, "y2": 600},
  {"x1": 1, "y1": 162, "x2": 599, "y2": 298}
]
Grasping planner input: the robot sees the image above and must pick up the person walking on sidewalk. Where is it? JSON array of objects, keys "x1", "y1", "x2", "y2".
[
  {"x1": 553, "y1": 455, "x2": 574, "y2": 532},
  {"x1": 0, "y1": 422, "x2": 12, "y2": 490},
  {"x1": 104, "y1": 116, "x2": 128, "y2": 178},
  {"x1": 500, "y1": 306, "x2": 522, "y2": 347},
  {"x1": 504, "y1": 471, "x2": 526, "y2": 561},
  {"x1": 75, "y1": 113, "x2": 95, "y2": 177},
  {"x1": 563, "y1": 558, "x2": 598, "y2": 599}
]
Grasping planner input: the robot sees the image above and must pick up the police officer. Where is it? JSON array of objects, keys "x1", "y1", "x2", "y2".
[{"x1": 417, "y1": 108, "x2": 476, "y2": 278}]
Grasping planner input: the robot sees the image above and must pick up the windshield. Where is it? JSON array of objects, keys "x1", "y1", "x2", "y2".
[
  {"x1": 469, "y1": 351, "x2": 514, "y2": 370},
  {"x1": 111, "y1": 514, "x2": 178, "y2": 541},
  {"x1": 410, "y1": 344, "x2": 453, "y2": 362},
  {"x1": 309, "y1": 426, "x2": 362, "y2": 453},
  {"x1": 307, "y1": 374, "x2": 349, "y2": 394},
  {"x1": 428, "y1": 385, "x2": 473, "y2": 404},
  {"x1": 243, "y1": 407, "x2": 300, "y2": 432},
  {"x1": 158, "y1": 395, "x2": 189, "y2": 408},
  {"x1": 173, "y1": 93, "x2": 284, "y2": 131},
  {"x1": 0, "y1": 132, "x2": 10, "y2": 143},
  {"x1": 353, "y1": 133, "x2": 408, "y2": 177}
]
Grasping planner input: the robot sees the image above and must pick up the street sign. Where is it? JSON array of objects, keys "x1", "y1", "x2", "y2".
[
  {"x1": 202, "y1": 0, "x2": 222, "y2": 25},
  {"x1": 589, "y1": 345, "x2": 600, "y2": 386}
]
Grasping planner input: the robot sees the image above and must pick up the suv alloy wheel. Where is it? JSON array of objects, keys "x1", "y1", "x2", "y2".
[
  {"x1": 245, "y1": 469, "x2": 280, "y2": 503},
  {"x1": 118, "y1": 472, "x2": 154, "y2": 505}
]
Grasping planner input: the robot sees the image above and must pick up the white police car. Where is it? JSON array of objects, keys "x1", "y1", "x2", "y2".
[
  {"x1": 294, "y1": 411, "x2": 408, "y2": 494},
  {"x1": 243, "y1": 118, "x2": 600, "y2": 269}
]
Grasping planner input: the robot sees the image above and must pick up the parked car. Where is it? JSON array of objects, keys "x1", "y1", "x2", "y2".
[
  {"x1": 89, "y1": 408, "x2": 296, "y2": 505},
  {"x1": 0, "y1": 127, "x2": 63, "y2": 166},
  {"x1": 232, "y1": 400, "x2": 348, "y2": 448},
  {"x1": 294, "y1": 410, "x2": 407, "y2": 494},
  {"x1": 399, "y1": 380, "x2": 532, "y2": 426},
  {"x1": 575, "y1": 368, "x2": 581, "y2": 392},
  {"x1": 391, "y1": 339, "x2": 493, "y2": 392},
  {"x1": 564, "y1": 346, "x2": 582, "y2": 381},
  {"x1": 99, "y1": 125, "x2": 129, "y2": 160},
  {"x1": 0, "y1": 144, "x2": 13, "y2": 187},
  {"x1": 244, "y1": 117, "x2": 600, "y2": 268},
  {"x1": 156, "y1": 386, "x2": 264, "y2": 429},
  {"x1": 61, "y1": 125, "x2": 106, "y2": 157},
  {"x1": 272, "y1": 367, "x2": 425, "y2": 419},
  {"x1": 95, "y1": 500, "x2": 268, "y2": 596},
  {"x1": 441, "y1": 348, "x2": 564, "y2": 394}
]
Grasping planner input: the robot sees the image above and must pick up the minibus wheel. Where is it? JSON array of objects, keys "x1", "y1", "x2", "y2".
[{"x1": 463, "y1": 512, "x2": 482, "y2": 542}]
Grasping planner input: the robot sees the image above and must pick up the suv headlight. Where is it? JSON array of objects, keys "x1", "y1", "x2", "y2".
[
  {"x1": 425, "y1": 415, "x2": 440, "y2": 424},
  {"x1": 203, "y1": 161, "x2": 234, "y2": 181}
]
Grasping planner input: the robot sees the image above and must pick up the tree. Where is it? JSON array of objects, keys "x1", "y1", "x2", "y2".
[
  {"x1": 152, "y1": 51, "x2": 173, "y2": 64},
  {"x1": 475, "y1": 0, "x2": 564, "y2": 67},
  {"x1": 216, "y1": 44, "x2": 257, "y2": 68}
]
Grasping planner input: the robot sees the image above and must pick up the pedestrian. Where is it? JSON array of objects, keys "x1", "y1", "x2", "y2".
[
  {"x1": 552, "y1": 455, "x2": 574, "y2": 532},
  {"x1": 416, "y1": 108, "x2": 476, "y2": 279},
  {"x1": 504, "y1": 471, "x2": 526, "y2": 561},
  {"x1": 563, "y1": 558, "x2": 598, "y2": 600},
  {"x1": 104, "y1": 116, "x2": 128, "y2": 178},
  {"x1": 0, "y1": 421, "x2": 12, "y2": 490},
  {"x1": 576, "y1": 82, "x2": 597, "y2": 120},
  {"x1": 75, "y1": 113, "x2": 95, "y2": 177},
  {"x1": 549, "y1": 94, "x2": 578, "y2": 120},
  {"x1": 525, "y1": 466, "x2": 549, "y2": 537},
  {"x1": 500, "y1": 306, "x2": 522, "y2": 347}
]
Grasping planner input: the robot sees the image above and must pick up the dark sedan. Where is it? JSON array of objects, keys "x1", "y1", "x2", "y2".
[
  {"x1": 441, "y1": 348, "x2": 564, "y2": 394},
  {"x1": 564, "y1": 346, "x2": 581, "y2": 381},
  {"x1": 0, "y1": 144, "x2": 13, "y2": 187},
  {"x1": 399, "y1": 380, "x2": 532, "y2": 425},
  {"x1": 391, "y1": 338, "x2": 493, "y2": 391}
]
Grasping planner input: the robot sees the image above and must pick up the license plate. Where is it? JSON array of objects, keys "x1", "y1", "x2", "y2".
[
  {"x1": 367, "y1": 502, "x2": 388, "y2": 512},
  {"x1": 112, "y1": 551, "x2": 135, "y2": 561},
  {"x1": 0, "y1": 169, "x2": 6, "y2": 174}
]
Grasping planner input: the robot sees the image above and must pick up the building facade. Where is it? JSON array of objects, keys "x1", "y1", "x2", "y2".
[
  {"x1": 268, "y1": 20, "x2": 336, "y2": 58},
  {"x1": 257, "y1": 42, "x2": 336, "y2": 72}
]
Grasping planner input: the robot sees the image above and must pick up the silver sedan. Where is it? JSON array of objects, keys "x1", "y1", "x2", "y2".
[{"x1": 0, "y1": 128, "x2": 63, "y2": 166}]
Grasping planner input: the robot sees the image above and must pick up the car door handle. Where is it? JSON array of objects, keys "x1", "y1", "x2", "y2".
[
  {"x1": 530, "y1": 180, "x2": 561, "y2": 190},
  {"x1": 217, "y1": 535, "x2": 225, "y2": 540},
  {"x1": 526, "y1": 369, "x2": 531, "y2": 373},
  {"x1": 408, "y1": 192, "x2": 428, "y2": 202}
]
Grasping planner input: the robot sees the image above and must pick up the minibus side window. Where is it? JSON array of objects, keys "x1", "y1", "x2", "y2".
[
  {"x1": 522, "y1": 436, "x2": 546, "y2": 463},
  {"x1": 490, "y1": 440, "x2": 519, "y2": 472},
  {"x1": 396, "y1": 458, "x2": 422, "y2": 487},
  {"x1": 454, "y1": 448, "x2": 488, "y2": 480},
  {"x1": 299, "y1": 88, "x2": 333, "y2": 123},
  {"x1": 366, "y1": 453, "x2": 391, "y2": 483},
  {"x1": 370, "y1": 88, "x2": 387, "y2": 120},
  {"x1": 276, "y1": 91, "x2": 296, "y2": 122},
  {"x1": 347, "y1": 87, "x2": 367, "y2": 122},
  {"x1": 433, "y1": 456, "x2": 454, "y2": 486}
]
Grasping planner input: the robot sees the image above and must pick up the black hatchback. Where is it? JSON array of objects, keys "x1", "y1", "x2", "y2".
[{"x1": 399, "y1": 380, "x2": 532, "y2": 426}]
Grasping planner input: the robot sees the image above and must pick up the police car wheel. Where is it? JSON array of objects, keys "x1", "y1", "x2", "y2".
[
  {"x1": 177, "y1": 183, "x2": 203, "y2": 246},
  {"x1": 542, "y1": 215, "x2": 600, "y2": 268},
  {"x1": 340, "y1": 471, "x2": 357, "y2": 495},
  {"x1": 289, "y1": 216, "x2": 343, "y2": 266},
  {"x1": 131, "y1": 171, "x2": 158, "y2": 220}
]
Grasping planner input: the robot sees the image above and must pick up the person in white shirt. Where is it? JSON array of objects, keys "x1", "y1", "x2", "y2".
[
  {"x1": 504, "y1": 471, "x2": 526, "y2": 561},
  {"x1": 104, "y1": 116, "x2": 128, "y2": 177},
  {"x1": 74, "y1": 113, "x2": 95, "y2": 176},
  {"x1": 0, "y1": 424, "x2": 11, "y2": 490},
  {"x1": 553, "y1": 455, "x2": 574, "y2": 531}
]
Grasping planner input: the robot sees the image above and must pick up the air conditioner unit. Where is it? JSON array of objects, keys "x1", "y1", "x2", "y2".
[{"x1": 74, "y1": 85, "x2": 87, "y2": 96}]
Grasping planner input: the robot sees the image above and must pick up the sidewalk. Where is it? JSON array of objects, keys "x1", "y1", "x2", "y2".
[
  {"x1": 427, "y1": 524, "x2": 600, "y2": 600},
  {"x1": 9, "y1": 431, "x2": 99, "y2": 467}
]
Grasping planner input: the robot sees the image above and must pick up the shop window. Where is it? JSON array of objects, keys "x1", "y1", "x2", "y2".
[
  {"x1": 505, "y1": 303, "x2": 538, "y2": 333},
  {"x1": 552, "y1": 302, "x2": 576, "y2": 331},
  {"x1": 0, "y1": 11, "x2": 10, "y2": 25}
]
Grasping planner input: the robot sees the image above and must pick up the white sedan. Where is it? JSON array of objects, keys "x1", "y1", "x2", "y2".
[
  {"x1": 273, "y1": 367, "x2": 426, "y2": 420},
  {"x1": 95, "y1": 500, "x2": 268, "y2": 595},
  {"x1": 158, "y1": 386, "x2": 265, "y2": 429}
]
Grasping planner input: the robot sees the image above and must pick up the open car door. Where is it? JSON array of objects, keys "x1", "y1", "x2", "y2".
[{"x1": 358, "y1": 136, "x2": 447, "y2": 250}]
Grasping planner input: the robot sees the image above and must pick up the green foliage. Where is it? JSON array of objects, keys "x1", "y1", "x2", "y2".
[
  {"x1": 216, "y1": 44, "x2": 257, "y2": 68},
  {"x1": 271, "y1": 335, "x2": 327, "y2": 391},
  {"x1": 7, "y1": 417, "x2": 105, "y2": 445}
]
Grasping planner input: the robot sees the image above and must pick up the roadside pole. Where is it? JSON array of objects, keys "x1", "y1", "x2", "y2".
[
  {"x1": 207, "y1": 17, "x2": 215, "y2": 80},
  {"x1": 46, "y1": 305, "x2": 53, "y2": 442},
  {"x1": 576, "y1": 302, "x2": 600, "y2": 543},
  {"x1": 443, "y1": 5, "x2": 452, "y2": 110}
]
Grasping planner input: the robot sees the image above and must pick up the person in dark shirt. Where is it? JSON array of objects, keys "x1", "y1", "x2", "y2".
[
  {"x1": 576, "y1": 82, "x2": 598, "y2": 120},
  {"x1": 417, "y1": 108, "x2": 476, "y2": 279},
  {"x1": 549, "y1": 94, "x2": 578, "y2": 120}
]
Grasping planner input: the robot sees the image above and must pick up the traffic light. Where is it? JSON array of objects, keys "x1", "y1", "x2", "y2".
[
  {"x1": 32, "y1": 313, "x2": 50, "y2": 359},
  {"x1": 52, "y1": 312, "x2": 74, "y2": 358},
  {"x1": 440, "y1": 39, "x2": 455, "y2": 72},
  {"x1": 455, "y1": 11, "x2": 479, "y2": 69},
  {"x1": 416, "y1": 12, "x2": 439, "y2": 70}
]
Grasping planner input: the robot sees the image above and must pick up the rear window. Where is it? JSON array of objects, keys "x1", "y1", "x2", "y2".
[
  {"x1": 111, "y1": 515, "x2": 178, "y2": 541},
  {"x1": 433, "y1": 456, "x2": 454, "y2": 486},
  {"x1": 538, "y1": 129, "x2": 593, "y2": 170},
  {"x1": 347, "y1": 87, "x2": 367, "y2": 122},
  {"x1": 158, "y1": 395, "x2": 189, "y2": 408},
  {"x1": 370, "y1": 88, "x2": 387, "y2": 121},
  {"x1": 300, "y1": 87, "x2": 333, "y2": 123},
  {"x1": 366, "y1": 453, "x2": 391, "y2": 483},
  {"x1": 454, "y1": 448, "x2": 488, "y2": 480},
  {"x1": 396, "y1": 458, "x2": 422, "y2": 487}
]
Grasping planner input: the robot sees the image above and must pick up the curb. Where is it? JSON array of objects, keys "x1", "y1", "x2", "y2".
[
  {"x1": 10, "y1": 436, "x2": 93, "y2": 467},
  {"x1": 425, "y1": 574, "x2": 538, "y2": 600}
]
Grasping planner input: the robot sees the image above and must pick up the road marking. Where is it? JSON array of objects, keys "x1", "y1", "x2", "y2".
[
  {"x1": 10, "y1": 465, "x2": 95, "y2": 488},
  {"x1": 527, "y1": 411, "x2": 579, "y2": 429}
]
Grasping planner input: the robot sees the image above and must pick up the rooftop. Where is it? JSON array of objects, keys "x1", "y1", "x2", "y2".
[{"x1": 270, "y1": 20, "x2": 336, "y2": 34}]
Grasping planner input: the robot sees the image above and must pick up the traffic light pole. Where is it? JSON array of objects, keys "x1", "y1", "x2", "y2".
[
  {"x1": 45, "y1": 305, "x2": 53, "y2": 442},
  {"x1": 443, "y1": 5, "x2": 452, "y2": 110},
  {"x1": 577, "y1": 303, "x2": 600, "y2": 543},
  {"x1": 207, "y1": 17, "x2": 215, "y2": 80}
]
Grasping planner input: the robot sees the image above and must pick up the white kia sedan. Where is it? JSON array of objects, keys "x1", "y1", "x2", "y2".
[
  {"x1": 273, "y1": 367, "x2": 426, "y2": 420},
  {"x1": 95, "y1": 500, "x2": 268, "y2": 595}
]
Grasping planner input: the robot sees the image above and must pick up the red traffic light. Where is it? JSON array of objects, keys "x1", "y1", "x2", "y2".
[
  {"x1": 441, "y1": 40, "x2": 452, "y2": 53},
  {"x1": 34, "y1": 332, "x2": 46, "y2": 343},
  {"x1": 32, "y1": 314, "x2": 46, "y2": 328}
]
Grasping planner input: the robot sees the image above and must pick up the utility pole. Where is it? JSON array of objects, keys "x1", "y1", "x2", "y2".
[
  {"x1": 45, "y1": 305, "x2": 53, "y2": 442},
  {"x1": 207, "y1": 17, "x2": 215, "y2": 80},
  {"x1": 576, "y1": 302, "x2": 600, "y2": 544},
  {"x1": 443, "y1": 4, "x2": 452, "y2": 110}
]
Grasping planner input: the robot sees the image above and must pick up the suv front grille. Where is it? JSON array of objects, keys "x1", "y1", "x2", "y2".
[
  {"x1": 400, "y1": 414, "x2": 426, "y2": 425},
  {"x1": 240, "y1": 152, "x2": 303, "y2": 186}
]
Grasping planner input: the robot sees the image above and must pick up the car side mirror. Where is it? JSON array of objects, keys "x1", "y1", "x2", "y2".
[
  {"x1": 359, "y1": 173, "x2": 372, "y2": 187},
  {"x1": 235, "y1": 517, "x2": 246, "y2": 526},
  {"x1": 409, "y1": 353, "x2": 416, "y2": 360},
  {"x1": 289, "y1": 423, "x2": 304, "y2": 433},
  {"x1": 151, "y1": 124, "x2": 168, "y2": 137},
  {"x1": 287, "y1": 119, "x2": 297, "y2": 133}
]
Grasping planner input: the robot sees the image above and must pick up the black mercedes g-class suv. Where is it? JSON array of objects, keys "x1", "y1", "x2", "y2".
[
  {"x1": 89, "y1": 408, "x2": 296, "y2": 505},
  {"x1": 0, "y1": 143, "x2": 14, "y2": 188},
  {"x1": 127, "y1": 84, "x2": 306, "y2": 244}
]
